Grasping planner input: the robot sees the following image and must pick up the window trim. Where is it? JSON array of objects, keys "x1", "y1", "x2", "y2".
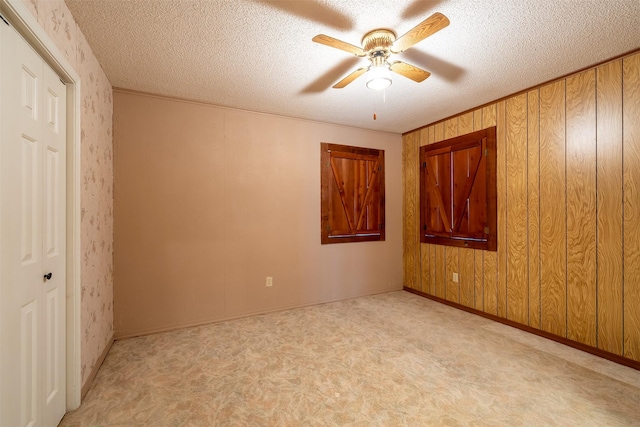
[
  {"x1": 420, "y1": 127, "x2": 497, "y2": 251},
  {"x1": 321, "y1": 143, "x2": 385, "y2": 244}
]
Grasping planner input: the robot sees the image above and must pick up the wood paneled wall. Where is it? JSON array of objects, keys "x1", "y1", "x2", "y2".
[{"x1": 402, "y1": 51, "x2": 640, "y2": 362}]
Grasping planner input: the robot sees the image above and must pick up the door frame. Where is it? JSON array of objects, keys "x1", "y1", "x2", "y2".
[{"x1": 0, "y1": 0, "x2": 82, "y2": 411}]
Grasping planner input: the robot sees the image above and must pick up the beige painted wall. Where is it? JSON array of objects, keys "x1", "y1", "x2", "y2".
[
  {"x1": 21, "y1": 0, "x2": 114, "y2": 386},
  {"x1": 113, "y1": 90, "x2": 403, "y2": 338}
]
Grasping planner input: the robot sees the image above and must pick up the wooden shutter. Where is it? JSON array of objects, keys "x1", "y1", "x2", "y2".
[
  {"x1": 321, "y1": 143, "x2": 385, "y2": 244},
  {"x1": 420, "y1": 127, "x2": 496, "y2": 251},
  {"x1": 422, "y1": 146, "x2": 452, "y2": 237}
]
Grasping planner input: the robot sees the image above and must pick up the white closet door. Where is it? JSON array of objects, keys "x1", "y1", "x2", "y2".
[
  {"x1": 0, "y1": 18, "x2": 67, "y2": 427},
  {"x1": 41, "y1": 33, "x2": 67, "y2": 427},
  {"x1": 41, "y1": 33, "x2": 67, "y2": 426}
]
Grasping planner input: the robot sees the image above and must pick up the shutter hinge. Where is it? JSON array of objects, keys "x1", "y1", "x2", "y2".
[
  {"x1": 0, "y1": 13, "x2": 9, "y2": 26},
  {"x1": 484, "y1": 226, "x2": 490, "y2": 234},
  {"x1": 378, "y1": 165, "x2": 382, "y2": 171},
  {"x1": 484, "y1": 149, "x2": 488, "y2": 157},
  {"x1": 422, "y1": 162, "x2": 426, "y2": 168},
  {"x1": 423, "y1": 225, "x2": 427, "y2": 231}
]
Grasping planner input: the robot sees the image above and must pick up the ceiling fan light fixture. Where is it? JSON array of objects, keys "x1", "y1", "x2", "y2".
[{"x1": 366, "y1": 65, "x2": 392, "y2": 90}]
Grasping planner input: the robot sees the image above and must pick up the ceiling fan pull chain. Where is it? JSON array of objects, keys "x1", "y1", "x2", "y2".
[
  {"x1": 373, "y1": 92, "x2": 377, "y2": 120},
  {"x1": 372, "y1": 89, "x2": 386, "y2": 120}
]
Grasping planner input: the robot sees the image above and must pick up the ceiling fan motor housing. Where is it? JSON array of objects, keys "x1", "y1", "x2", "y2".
[{"x1": 362, "y1": 29, "x2": 396, "y2": 65}]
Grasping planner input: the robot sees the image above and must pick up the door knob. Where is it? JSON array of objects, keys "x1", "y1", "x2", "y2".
[{"x1": 44, "y1": 272, "x2": 52, "y2": 281}]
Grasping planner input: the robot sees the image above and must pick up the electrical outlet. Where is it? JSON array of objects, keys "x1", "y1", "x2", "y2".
[
  {"x1": 452, "y1": 272, "x2": 459, "y2": 283},
  {"x1": 266, "y1": 277, "x2": 273, "y2": 287}
]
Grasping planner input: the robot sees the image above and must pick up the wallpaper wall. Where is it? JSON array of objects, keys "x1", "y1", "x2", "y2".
[{"x1": 20, "y1": 0, "x2": 114, "y2": 386}]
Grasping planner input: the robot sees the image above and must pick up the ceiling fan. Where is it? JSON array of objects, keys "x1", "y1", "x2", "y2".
[{"x1": 312, "y1": 12, "x2": 450, "y2": 90}]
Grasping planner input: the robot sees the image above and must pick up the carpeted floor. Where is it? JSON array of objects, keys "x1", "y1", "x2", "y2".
[{"x1": 60, "y1": 291, "x2": 640, "y2": 426}]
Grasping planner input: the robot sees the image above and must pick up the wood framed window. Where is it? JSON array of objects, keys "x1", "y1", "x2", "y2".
[
  {"x1": 420, "y1": 127, "x2": 497, "y2": 251},
  {"x1": 321, "y1": 143, "x2": 385, "y2": 244}
]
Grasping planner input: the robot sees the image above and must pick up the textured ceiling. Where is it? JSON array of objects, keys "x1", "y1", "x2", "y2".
[{"x1": 65, "y1": 0, "x2": 640, "y2": 134}]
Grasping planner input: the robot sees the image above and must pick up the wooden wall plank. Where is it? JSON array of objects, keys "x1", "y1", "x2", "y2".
[
  {"x1": 623, "y1": 53, "x2": 640, "y2": 361},
  {"x1": 483, "y1": 104, "x2": 496, "y2": 129},
  {"x1": 473, "y1": 109, "x2": 484, "y2": 131},
  {"x1": 419, "y1": 127, "x2": 431, "y2": 293},
  {"x1": 434, "y1": 245, "x2": 445, "y2": 298},
  {"x1": 459, "y1": 249, "x2": 474, "y2": 307},
  {"x1": 433, "y1": 122, "x2": 446, "y2": 298},
  {"x1": 596, "y1": 60, "x2": 623, "y2": 355},
  {"x1": 566, "y1": 69, "x2": 597, "y2": 347},
  {"x1": 428, "y1": 126, "x2": 437, "y2": 295},
  {"x1": 414, "y1": 129, "x2": 426, "y2": 291},
  {"x1": 473, "y1": 109, "x2": 484, "y2": 133},
  {"x1": 506, "y1": 93, "x2": 529, "y2": 325},
  {"x1": 539, "y1": 80, "x2": 567, "y2": 337},
  {"x1": 483, "y1": 252, "x2": 497, "y2": 315},
  {"x1": 445, "y1": 117, "x2": 458, "y2": 139},
  {"x1": 473, "y1": 109, "x2": 484, "y2": 310},
  {"x1": 445, "y1": 244, "x2": 460, "y2": 302},
  {"x1": 459, "y1": 112, "x2": 474, "y2": 135},
  {"x1": 434, "y1": 122, "x2": 445, "y2": 142},
  {"x1": 420, "y1": 246, "x2": 430, "y2": 293},
  {"x1": 482, "y1": 104, "x2": 498, "y2": 315},
  {"x1": 527, "y1": 89, "x2": 541, "y2": 329},
  {"x1": 444, "y1": 118, "x2": 460, "y2": 302},
  {"x1": 474, "y1": 251, "x2": 484, "y2": 310},
  {"x1": 458, "y1": 112, "x2": 475, "y2": 307},
  {"x1": 415, "y1": 131, "x2": 422, "y2": 290},
  {"x1": 496, "y1": 101, "x2": 508, "y2": 318},
  {"x1": 418, "y1": 127, "x2": 428, "y2": 148},
  {"x1": 402, "y1": 132, "x2": 419, "y2": 289}
]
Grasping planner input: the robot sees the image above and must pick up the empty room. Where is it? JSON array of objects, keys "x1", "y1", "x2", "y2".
[{"x1": 1, "y1": 0, "x2": 640, "y2": 425}]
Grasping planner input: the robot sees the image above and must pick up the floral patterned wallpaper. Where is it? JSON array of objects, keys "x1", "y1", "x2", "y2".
[{"x1": 21, "y1": 0, "x2": 114, "y2": 387}]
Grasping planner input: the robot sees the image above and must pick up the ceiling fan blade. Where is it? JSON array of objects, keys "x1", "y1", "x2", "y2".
[
  {"x1": 391, "y1": 12, "x2": 450, "y2": 53},
  {"x1": 333, "y1": 68, "x2": 368, "y2": 88},
  {"x1": 389, "y1": 61, "x2": 431, "y2": 82},
  {"x1": 313, "y1": 34, "x2": 366, "y2": 57}
]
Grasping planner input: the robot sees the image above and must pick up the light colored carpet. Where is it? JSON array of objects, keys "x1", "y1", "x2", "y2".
[{"x1": 60, "y1": 291, "x2": 640, "y2": 426}]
